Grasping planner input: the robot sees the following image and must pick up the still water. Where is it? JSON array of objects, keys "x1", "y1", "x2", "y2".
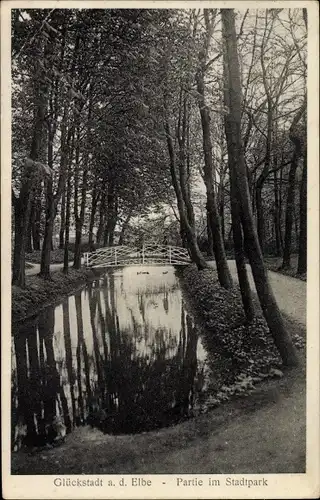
[{"x1": 12, "y1": 266, "x2": 223, "y2": 451}]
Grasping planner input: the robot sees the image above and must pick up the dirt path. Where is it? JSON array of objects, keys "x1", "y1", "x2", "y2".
[
  {"x1": 25, "y1": 261, "x2": 74, "y2": 276},
  {"x1": 209, "y1": 260, "x2": 306, "y2": 326}
]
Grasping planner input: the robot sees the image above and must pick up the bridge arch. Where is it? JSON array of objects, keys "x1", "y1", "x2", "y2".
[{"x1": 84, "y1": 244, "x2": 191, "y2": 268}]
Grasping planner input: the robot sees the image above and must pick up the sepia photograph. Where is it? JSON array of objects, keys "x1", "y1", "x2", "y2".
[{"x1": 1, "y1": 1, "x2": 319, "y2": 499}]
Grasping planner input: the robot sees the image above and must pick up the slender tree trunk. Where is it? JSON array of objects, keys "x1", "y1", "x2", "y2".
[
  {"x1": 282, "y1": 100, "x2": 306, "y2": 269},
  {"x1": 40, "y1": 174, "x2": 55, "y2": 279},
  {"x1": 63, "y1": 166, "x2": 72, "y2": 273},
  {"x1": 59, "y1": 187, "x2": 66, "y2": 249},
  {"x1": 88, "y1": 188, "x2": 99, "y2": 251},
  {"x1": 223, "y1": 58, "x2": 254, "y2": 321},
  {"x1": 273, "y1": 171, "x2": 283, "y2": 256},
  {"x1": 74, "y1": 87, "x2": 93, "y2": 268},
  {"x1": 194, "y1": 16, "x2": 232, "y2": 287},
  {"x1": 12, "y1": 76, "x2": 47, "y2": 286},
  {"x1": 255, "y1": 174, "x2": 268, "y2": 253},
  {"x1": 282, "y1": 153, "x2": 299, "y2": 268},
  {"x1": 32, "y1": 193, "x2": 42, "y2": 251},
  {"x1": 164, "y1": 106, "x2": 207, "y2": 270},
  {"x1": 297, "y1": 153, "x2": 307, "y2": 275},
  {"x1": 218, "y1": 183, "x2": 225, "y2": 243},
  {"x1": 222, "y1": 8, "x2": 298, "y2": 367},
  {"x1": 196, "y1": 65, "x2": 232, "y2": 288},
  {"x1": 96, "y1": 190, "x2": 106, "y2": 247},
  {"x1": 118, "y1": 212, "x2": 132, "y2": 245},
  {"x1": 26, "y1": 207, "x2": 33, "y2": 253},
  {"x1": 40, "y1": 117, "x2": 71, "y2": 278},
  {"x1": 206, "y1": 210, "x2": 214, "y2": 257},
  {"x1": 73, "y1": 167, "x2": 88, "y2": 268}
]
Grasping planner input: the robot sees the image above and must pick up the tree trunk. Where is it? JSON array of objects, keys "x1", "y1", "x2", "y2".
[
  {"x1": 64, "y1": 161, "x2": 73, "y2": 274},
  {"x1": 282, "y1": 153, "x2": 299, "y2": 268},
  {"x1": 32, "y1": 193, "x2": 42, "y2": 251},
  {"x1": 12, "y1": 197, "x2": 29, "y2": 287},
  {"x1": 73, "y1": 158, "x2": 89, "y2": 268},
  {"x1": 273, "y1": 170, "x2": 283, "y2": 256},
  {"x1": 222, "y1": 8, "x2": 298, "y2": 367},
  {"x1": 218, "y1": 184, "x2": 225, "y2": 243},
  {"x1": 224, "y1": 113, "x2": 255, "y2": 321},
  {"x1": 118, "y1": 212, "x2": 132, "y2": 246},
  {"x1": 59, "y1": 187, "x2": 66, "y2": 249},
  {"x1": 196, "y1": 64, "x2": 233, "y2": 288},
  {"x1": 73, "y1": 86, "x2": 93, "y2": 267},
  {"x1": 26, "y1": 207, "x2": 33, "y2": 253},
  {"x1": 40, "y1": 174, "x2": 55, "y2": 279},
  {"x1": 12, "y1": 75, "x2": 47, "y2": 286},
  {"x1": 206, "y1": 210, "x2": 214, "y2": 257},
  {"x1": 255, "y1": 175, "x2": 268, "y2": 254},
  {"x1": 96, "y1": 190, "x2": 106, "y2": 247},
  {"x1": 40, "y1": 116, "x2": 71, "y2": 278},
  {"x1": 223, "y1": 58, "x2": 254, "y2": 321},
  {"x1": 282, "y1": 100, "x2": 306, "y2": 269},
  {"x1": 88, "y1": 188, "x2": 99, "y2": 251},
  {"x1": 297, "y1": 153, "x2": 307, "y2": 275},
  {"x1": 103, "y1": 188, "x2": 115, "y2": 246},
  {"x1": 164, "y1": 107, "x2": 207, "y2": 270}
]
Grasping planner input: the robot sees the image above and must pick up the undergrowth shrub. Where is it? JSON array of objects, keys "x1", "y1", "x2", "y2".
[
  {"x1": 12, "y1": 269, "x2": 99, "y2": 323},
  {"x1": 25, "y1": 249, "x2": 75, "y2": 264},
  {"x1": 179, "y1": 265, "x2": 304, "y2": 412}
]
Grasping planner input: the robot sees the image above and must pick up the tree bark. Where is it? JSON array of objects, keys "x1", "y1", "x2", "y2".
[
  {"x1": 282, "y1": 100, "x2": 306, "y2": 269},
  {"x1": 118, "y1": 211, "x2": 132, "y2": 245},
  {"x1": 206, "y1": 210, "x2": 214, "y2": 257},
  {"x1": 88, "y1": 188, "x2": 99, "y2": 251},
  {"x1": 196, "y1": 14, "x2": 233, "y2": 288},
  {"x1": 273, "y1": 170, "x2": 283, "y2": 256},
  {"x1": 221, "y1": 8, "x2": 298, "y2": 367},
  {"x1": 59, "y1": 187, "x2": 66, "y2": 249},
  {"x1": 297, "y1": 153, "x2": 307, "y2": 275},
  {"x1": 63, "y1": 141, "x2": 74, "y2": 274},
  {"x1": 164, "y1": 102, "x2": 207, "y2": 270},
  {"x1": 223, "y1": 95, "x2": 255, "y2": 320},
  {"x1": 12, "y1": 65, "x2": 47, "y2": 286},
  {"x1": 32, "y1": 193, "x2": 42, "y2": 251},
  {"x1": 26, "y1": 206, "x2": 34, "y2": 253},
  {"x1": 73, "y1": 89, "x2": 93, "y2": 268},
  {"x1": 40, "y1": 114, "x2": 71, "y2": 278},
  {"x1": 96, "y1": 190, "x2": 106, "y2": 247}
]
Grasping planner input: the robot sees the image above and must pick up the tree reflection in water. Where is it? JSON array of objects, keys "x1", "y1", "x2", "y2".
[{"x1": 12, "y1": 267, "x2": 205, "y2": 449}]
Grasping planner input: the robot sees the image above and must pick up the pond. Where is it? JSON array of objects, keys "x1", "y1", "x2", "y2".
[{"x1": 11, "y1": 266, "x2": 228, "y2": 451}]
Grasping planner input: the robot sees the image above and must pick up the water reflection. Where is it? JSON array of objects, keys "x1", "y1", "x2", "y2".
[{"x1": 12, "y1": 267, "x2": 206, "y2": 450}]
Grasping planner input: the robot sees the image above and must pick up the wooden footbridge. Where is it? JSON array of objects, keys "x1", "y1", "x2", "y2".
[{"x1": 83, "y1": 244, "x2": 191, "y2": 268}]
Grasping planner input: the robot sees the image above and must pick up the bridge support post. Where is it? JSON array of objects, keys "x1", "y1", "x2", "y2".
[
  {"x1": 84, "y1": 252, "x2": 89, "y2": 267},
  {"x1": 114, "y1": 247, "x2": 117, "y2": 266},
  {"x1": 169, "y1": 246, "x2": 172, "y2": 265}
]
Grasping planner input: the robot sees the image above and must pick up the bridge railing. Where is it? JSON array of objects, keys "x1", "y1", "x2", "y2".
[{"x1": 84, "y1": 245, "x2": 190, "y2": 268}]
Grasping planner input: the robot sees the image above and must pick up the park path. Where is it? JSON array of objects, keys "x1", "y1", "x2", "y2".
[
  {"x1": 209, "y1": 260, "x2": 306, "y2": 326},
  {"x1": 25, "y1": 261, "x2": 74, "y2": 276}
]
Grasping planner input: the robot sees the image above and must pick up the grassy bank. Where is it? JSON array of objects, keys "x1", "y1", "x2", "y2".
[
  {"x1": 12, "y1": 268, "x2": 101, "y2": 323},
  {"x1": 178, "y1": 265, "x2": 305, "y2": 408}
]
